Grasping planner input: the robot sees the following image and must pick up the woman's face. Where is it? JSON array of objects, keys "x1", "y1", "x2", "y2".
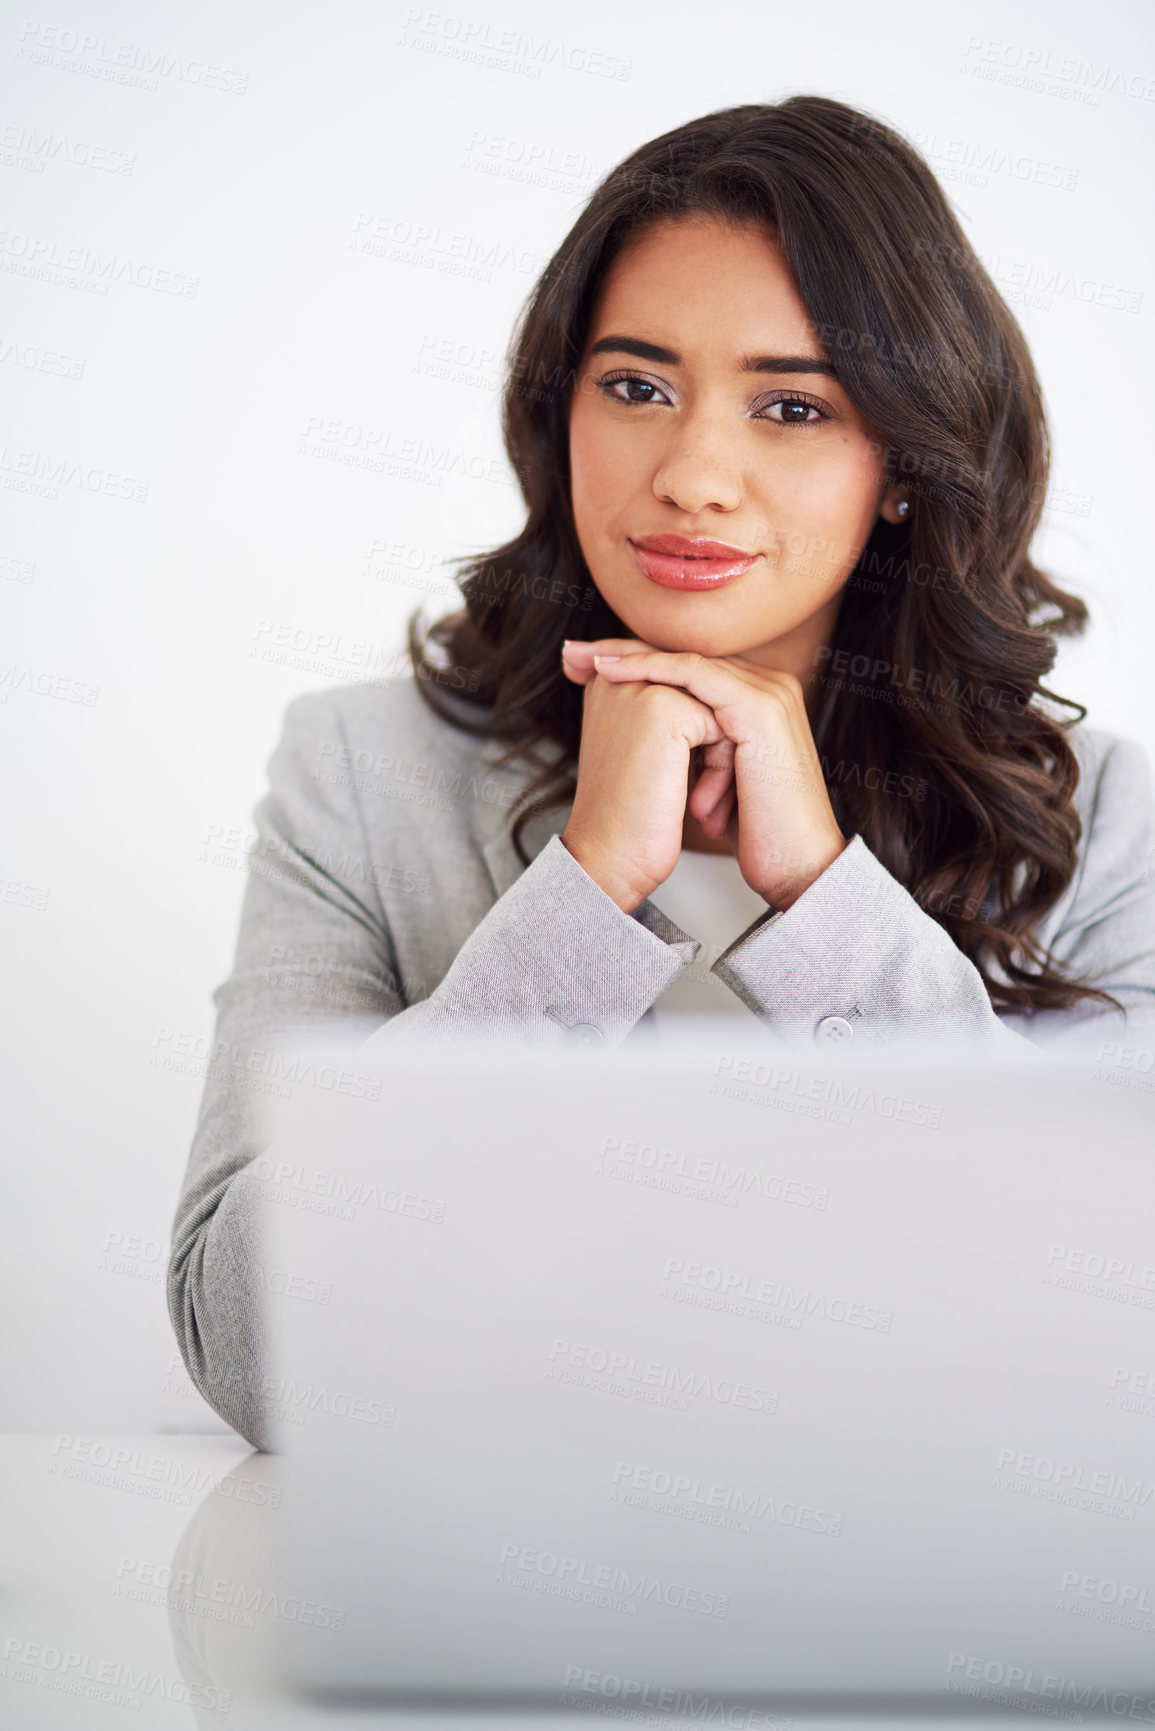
[{"x1": 568, "y1": 214, "x2": 905, "y2": 668}]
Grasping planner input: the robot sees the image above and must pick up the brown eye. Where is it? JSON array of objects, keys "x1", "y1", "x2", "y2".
[
  {"x1": 617, "y1": 379, "x2": 659, "y2": 403},
  {"x1": 595, "y1": 371, "x2": 673, "y2": 407},
  {"x1": 760, "y1": 396, "x2": 827, "y2": 425}
]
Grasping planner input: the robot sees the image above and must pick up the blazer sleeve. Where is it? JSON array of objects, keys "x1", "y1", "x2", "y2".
[
  {"x1": 710, "y1": 732, "x2": 1155, "y2": 1051},
  {"x1": 166, "y1": 692, "x2": 701, "y2": 1449}
]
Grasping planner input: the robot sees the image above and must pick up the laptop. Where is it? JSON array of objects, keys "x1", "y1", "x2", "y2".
[{"x1": 255, "y1": 1025, "x2": 1155, "y2": 1719}]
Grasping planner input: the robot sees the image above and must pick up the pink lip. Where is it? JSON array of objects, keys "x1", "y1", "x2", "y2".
[{"x1": 628, "y1": 534, "x2": 759, "y2": 592}]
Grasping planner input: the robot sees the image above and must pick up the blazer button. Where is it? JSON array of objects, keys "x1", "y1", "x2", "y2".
[
  {"x1": 814, "y1": 1015, "x2": 853, "y2": 1047},
  {"x1": 567, "y1": 1023, "x2": 604, "y2": 1049}
]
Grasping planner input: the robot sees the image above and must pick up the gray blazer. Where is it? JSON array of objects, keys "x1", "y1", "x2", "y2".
[{"x1": 167, "y1": 675, "x2": 1155, "y2": 1447}]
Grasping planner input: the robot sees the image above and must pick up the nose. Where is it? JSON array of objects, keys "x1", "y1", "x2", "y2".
[{"x1": 650, "y1": 414, "x2": 745, "y2": 514}]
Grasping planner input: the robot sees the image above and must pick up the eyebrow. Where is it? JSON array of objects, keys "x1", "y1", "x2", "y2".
[{"x1": 587, "y1": 334, "x2": 838, "y2": 376}]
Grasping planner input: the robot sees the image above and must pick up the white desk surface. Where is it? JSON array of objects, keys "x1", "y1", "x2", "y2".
[{"x1": 0, "y1": 1433, "x2": 1094, "y2": 1729}]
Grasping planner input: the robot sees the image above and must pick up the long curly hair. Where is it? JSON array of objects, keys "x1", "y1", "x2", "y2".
[{"x1": 407, "y1": 95, "x2": 1111, "y2": 1014}]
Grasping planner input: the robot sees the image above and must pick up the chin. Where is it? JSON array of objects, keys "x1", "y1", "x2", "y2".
[
  {"x1": 656, "y1": 625, "x2": 751, "y2": 656},
  {"x1": 614, "y1": 592, "x2": 787, "y2": 658}
]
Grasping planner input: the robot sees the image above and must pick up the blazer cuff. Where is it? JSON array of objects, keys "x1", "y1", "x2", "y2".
[
  {"x1": 711, "y1": 833, "x2": 1006, "y2": 1045},
  {"x1": 364, "y1": 832, "x2": 701, "y2": 1052}
]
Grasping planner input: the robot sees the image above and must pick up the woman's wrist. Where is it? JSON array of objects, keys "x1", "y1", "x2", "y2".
[
  {"x1": 751, "y1": 830, "x2": 849, "y2": 912},
  {"x1": 560, "y1": 828, "x2": 647, "y2": 915}
]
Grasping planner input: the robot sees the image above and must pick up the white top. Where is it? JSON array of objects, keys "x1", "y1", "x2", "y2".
[{"x1": 645, "y1": 848, "x2": 772, "y2": 1024}]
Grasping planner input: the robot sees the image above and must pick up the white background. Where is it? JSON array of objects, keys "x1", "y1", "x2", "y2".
[{"x1": 2, "y1": 0, "x2": 1152, "y2": 1432}]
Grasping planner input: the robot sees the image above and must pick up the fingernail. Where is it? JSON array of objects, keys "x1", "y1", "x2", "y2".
[{"x1": 593, "y1": 654, "x2": 620, "y2": 667}]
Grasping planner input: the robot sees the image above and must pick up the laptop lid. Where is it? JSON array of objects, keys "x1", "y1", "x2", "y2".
[{"x1": 258, "y1": 1030, "x2": 1155, "y2": 1718}]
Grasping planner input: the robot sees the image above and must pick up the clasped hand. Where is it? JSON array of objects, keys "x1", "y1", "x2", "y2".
[{"x1": 559, "y1": 636, "x2": 847, "y2": 915}]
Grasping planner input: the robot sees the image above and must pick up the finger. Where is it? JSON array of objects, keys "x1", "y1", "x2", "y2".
[
  {"x1": 589, "y1": 649, "x2": 755, "y2": 739},
  {"x1": 562, "y1": 637, "x2": 656, "y2": 656},
  {"x1": 680, "y1": 699, "x2": 731, "y2": 751},
  {"x1": 723, "y1": 656, "x2": 805, "y2": 700},
  {"x1": 700, "y1": 736, "x2": 736, "y2": 777},
  {"x1": 689, "y1": 761, "x2": 734, "y2": 823},
  {"x1": 560, "y1": 653, "x2": 595, "y2": 687},
  {"x1": 688, "y1": 738, "x2": 735, "y2": 821},
  {"x1": 561, "y1": 637, "x2": 653, "y2": 688},
  {"x1": 561, "y1": 636, "x2": 655, "y2": 674},
  {"x1": 701, "y1": 782, "x2": 738, "y2": 839}
]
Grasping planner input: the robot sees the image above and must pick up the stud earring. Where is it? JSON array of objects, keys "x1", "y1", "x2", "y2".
[{"x1": 896, "y1": 498, "x2": 911, "y2": 519}]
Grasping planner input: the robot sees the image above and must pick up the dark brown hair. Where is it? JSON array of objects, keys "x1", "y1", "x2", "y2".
[{"x1": 408, "y1": 95, "x2": 1111, "y2": 1013}]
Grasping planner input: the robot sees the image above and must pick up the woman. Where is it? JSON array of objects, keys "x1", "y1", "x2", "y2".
[{"x1": 169, "y1": 97, "x2": 1155, "y2": 1447}]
